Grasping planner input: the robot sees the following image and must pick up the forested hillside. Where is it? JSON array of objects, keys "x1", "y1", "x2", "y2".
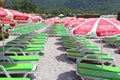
[{"x1": 5, "y1": 0, "x2": 120, "y2": 14}]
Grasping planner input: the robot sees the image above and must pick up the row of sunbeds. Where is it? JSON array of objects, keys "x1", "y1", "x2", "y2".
[
  {"x1": 0, "y1": 32, "x2": 48, "y2": 80},
  {"x1": 8, "y1": 23, "x2": 46, "y2": 35},
  {"x1": 62, "y1": 35, "x2": 120, "y2": 80},
  {"x1": 103, "y1": 35, "x2": 120, "y2": 48},
  {"x1": 49, "y1": 24, "x2": 68, "y2": 36}
]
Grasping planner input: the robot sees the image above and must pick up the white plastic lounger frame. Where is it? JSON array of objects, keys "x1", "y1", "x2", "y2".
[{"x1": 0, "y1": 64, "x2": 37, "y2": 78}]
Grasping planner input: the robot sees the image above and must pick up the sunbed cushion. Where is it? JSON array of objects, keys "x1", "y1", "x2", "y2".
[
  {"x1": 87, "y1": 55, "x2": 113, "y2": 60},
  {"x1": 10, "y1": 55, "x2": 40, "y2": 61},
  {"x1": 67, "y1": 49, "x2": 107, "y2": 55},
  {"x1": 68, "y1": 53, "x2": 113, "y2": 60},
  {"x1": 0, "y1": 78, "x2": 30, "y2": 80},
  {"x1": 67, "y1": 53, "x2": 84, "y2": 57},
  {"x1": 0, "y1": 63, "x2": 35, "y2": 71},
  {"x1": 27, "y1": 44, "x2": 45, "y2": 48},
  {"x1": 8, "y1": 47, "x2": 42, "y2": 52},
  {"x1": 24, "y1": 47, "x2": 43, "y2": 52},
  {"x1": 77, "y1": 68, "x2": 120, "y2": 80},
  {"x1": 77, "y1": 63, "x2": 120, "y2": 72}
]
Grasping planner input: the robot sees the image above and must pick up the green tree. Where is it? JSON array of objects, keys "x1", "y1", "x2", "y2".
[{"x1": 11, "y1": 0, "x2": 37, "y2": 13}]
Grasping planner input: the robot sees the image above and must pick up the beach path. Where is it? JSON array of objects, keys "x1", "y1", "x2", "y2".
[{"x1": 34, "y1": 36, "x2": 80, "y2": 80}]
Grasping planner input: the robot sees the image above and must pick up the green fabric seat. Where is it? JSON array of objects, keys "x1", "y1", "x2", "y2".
[
  {"x1": 88, "y1": 47, "x2": 100, "y2": 51},
  {"x1": 77, "y1": 68, "x2": 120, "y2": 80},
  {"x1": 77, "y1": 63, "x2": 120, "y2": 80},
  {"x1": 31, "y1": 39, "x2": 46, "y2": 42},
  {"x1": 27, "y1": 44, "x2": 45, "y2": 48},
  {"x1": 9, "y1": 47, "x2": 43, "y2": 52},
  {"x1": 10, "y1": 55, "x2": 40, "y2": 61},
  {"x1": 6, "y1": 41, "x2": 18, "y2": 44},
  {"x1": 24, "y1": 47, "x2": 43, "y2": 52},
  {"x1": 64, "y1": 44, "x2": 100, "y2": 51},
  {"x1": 23, "y1": 39, "x2": 46, "y2": 44},
  {"x1": 4, "y1": 43, "x2": 44, "y2": 48},
  {"x1": 0, "y1": 78, "x2": 30, "y2": 80},
  {"x1": 0, "y1": 63, "x2": 35, "y2": 71},
  {"x1": 67, "y1": 52, "x2": 107, "y2": 56},
  {"x1": 68, "y1": 53, "x2": 113, "y2": 60},
  {"x1": 87, "y1": 55, "x2": 113, "y2": 60},
  {"x1": 78, "y1": 63, "x2": 120, "y2": 72},
  {"x1": 2, "y1": 46, "x2": 43, "y2": 53},
  {"x1": 21, "y1": 41, "x2": 45, "y2": 44},
  {"x1": 67, "y1": 49, "x2": 81, "y2": 53},
  {"x1": 68, "y1": 53, "x2": 85, "y2": 57},
  {"x1": 30, "y1": 40, "x2": 46, "y2": 44},
  {"x1": 67, "y1": 50, "x2": 107, "y2": 55},
  {"x1": 29, "y1": 41, "x2": 45, "y2": 44}
]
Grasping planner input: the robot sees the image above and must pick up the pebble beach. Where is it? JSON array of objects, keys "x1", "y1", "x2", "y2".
[{"x1": 1, "y1": 24, "x2": 120, "y2": 80}]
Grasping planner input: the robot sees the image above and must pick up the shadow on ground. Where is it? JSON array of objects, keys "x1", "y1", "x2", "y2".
[
  {"x1": 93, "y1": 40, "x2": 101, "y2": 43},
  {"x1": 56, "y1": 38, "x2": 62, "y2": 41},
  {"x1": 103, "y1": 44, "x2": 115, "y2": 49},
  {"x1": 55, "y1": 54, "x2": 74, "y2": 64},
  {"x1": 114, "y1": 49, "x2": 119, "y2": 54},
  {"x1": 92, "y1": 39, "x2": 115, "y2": 49},
  {"x1": 57, "y1": 71, "x2": 82, "y2": 80},
  {"x1": 39, "y1": 52, "x2": 45, "y2": 56},
  {"x1": 57, "y1": 46, "x2": 66, "y2": 51},
  {"x1": 55, "y1": 42, "x2": 63, "y2": 45}
]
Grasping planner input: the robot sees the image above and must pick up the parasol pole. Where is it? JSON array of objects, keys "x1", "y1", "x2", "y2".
[
  {"x1": 99, "y1": 38, "x2": 104, "y2": 72},
  {"x1": 0, "y1": 24, "x2": 4, "y2": 56},
  {"x1": 1, "y1": 24, "x2": 5, "y2": 56}
]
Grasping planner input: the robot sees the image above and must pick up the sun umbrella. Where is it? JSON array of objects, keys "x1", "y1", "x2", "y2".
[
  {"x1": 0, "y1": 8, "x2": 30, "y2": 24},
  {"x1": 72, "y1": 18, "x2": 120, "y2": 37},
  {"x1": 43, "y1": 17, "x2": 60, "y2": 24},
  {"x1": 0, "y1": 8, "x2": 12, "y2": 24},
  {"x1": 33, "y1": 16, "x2": 42, "y2": 23},
  {"x1": 60, "y1": 17, "x2": 75, "y2": 24},
  {"x1": 9, "y1": 9, "x2": 30, "y2": 24},
  {"x1": 70, "y1": 18, "x2": 87, "y2": 28},
  {"x1": 72, "y1": 18, "x2": 120, "y2": 66},
  {"x1": 0, "y1": 8, "x2": 30, "y2": 55},
  {"x1": 27, "y1": 14, "x2": 42, "y2": 23},
  {"x1": 0, "y1": 8, "x2": 13, "y2": 55}
]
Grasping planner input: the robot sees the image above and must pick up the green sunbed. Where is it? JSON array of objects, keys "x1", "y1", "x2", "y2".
[
  {"x1": 68, "y1": 53, "x2": 113, "y2": 60},
  {"x1": 77, "y1": 68, "x2": 120, "y2": 80},
  {"x1": 0, "y1": 63, "x2": 36, "y2": 77},
  {"x1": 77, "y1": 63, "x2": 120, "y2": 80},
  {"x1": 1, "y1": 63, "x2": 35, "y2": 71},
  {"x1": 0, "y1": 78, "x2": 30, "y2": 80},
  {"x1": 10, "y1": 55, "x2": 40, "y2": 62}
]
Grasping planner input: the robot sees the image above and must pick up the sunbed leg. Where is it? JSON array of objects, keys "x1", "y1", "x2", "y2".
[
  {"x1": 0, "y1": 65, "x2": 11, "y2": 78},
  {"x1": 76, "y1": 58, "x2": 82, "y2": 63},
  {"x1": 23, "y1": 73, "x2": 28, "y2": 77},
  {"x1": 81, "y1": 77, "x2": 85, "y2": 80},
  {"x1": 24, "y1": 72, "x2": 36, "y2": 79},
  {"x1": 110, "y1": 61, "x2": 114, "y2": 66}
]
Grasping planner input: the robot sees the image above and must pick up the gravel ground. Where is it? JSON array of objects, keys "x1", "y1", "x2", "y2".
[
  {"x1": 89, "y1": 38, "x2": 120, "y2": 67},
  {"x1": 34, "y1": 37, "x2": 81, "y2": 80},
  {"x1": 34, "y1": 37, "x2": 120, "y2": 80},
  {"x1": 2, "y1": 24, "x2": 120, "y2": 80}
]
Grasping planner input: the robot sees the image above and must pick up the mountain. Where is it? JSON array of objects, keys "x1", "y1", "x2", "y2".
[{"x1": 5, "y1": 0, "x2": 120, "y2": 14}]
